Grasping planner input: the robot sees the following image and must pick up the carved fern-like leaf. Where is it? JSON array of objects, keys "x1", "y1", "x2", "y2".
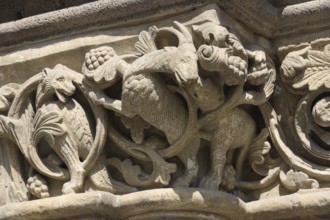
[
  {"x1": 292, "y1": 69, "x2": 330, "y2": 91},
  {"x1": 32, "y1": 109, "x2": 66, "y2": 146}
]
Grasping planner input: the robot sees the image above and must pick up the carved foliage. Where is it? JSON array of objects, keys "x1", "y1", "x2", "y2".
[
  {"x1": 281, "y1": 43, "x2": 330, "y2": 169},
  {"x1": 0, "y1": 20, "x2": 285, "y2": 203},
  {"x1": 82, "y1": 21, "x2": 279, "y2": 194}
]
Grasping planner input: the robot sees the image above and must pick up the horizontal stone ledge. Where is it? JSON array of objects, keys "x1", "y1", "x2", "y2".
[
  {"x1": 0, "y1": 0, "x2": 212, "y2": 48},
  {"x1": 1, "y1": 0, "x2": 330, "y2": 48},
  {"x1": 1, "y1": 188, "x2": 330, "y2": 220}
]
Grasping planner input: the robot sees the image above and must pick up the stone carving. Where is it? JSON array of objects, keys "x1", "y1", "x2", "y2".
[
  {"x1": 191, "y1": 22, "x2": 277, "y2": 191},
  {"x1": 0, "y1": 64, "x2": 135, "y2": 199},
  {"x1": 280, "y1": 170, "x2": 319, "y2": 192},
  {"x1": 0, "y1": 84, "x2": 20, "y2": 112},
  {"x1": 32, "y1": 65, "x2": 134, "y2": 194},
  {"x1": 280, "y1": 43, "x2": 330, "y2": 172},
  {"x1": 84, "y1": 21, "x2": 201, "y2": 187},
  {"x1": 3, "y1": 1, "x2": 330, "y2": 219},
  {"x1": 26, "y1": 174, "x2": 50, "y2": 199},
  {"x1": 81, "y1": 20, "x2": 279, "y2": 193},
  {"x1": 3, "y1": 19, "x2": 323, "y2": 210}
]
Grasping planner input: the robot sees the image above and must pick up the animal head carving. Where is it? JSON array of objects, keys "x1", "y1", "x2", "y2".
[
  {"x1": 163, "y1": 44, "x2": 199, "y2": 86},
  {"x1": 160, "y1": 21, "x2": 200, "y2": 86},
  {"x1": 37, "y1": 64, "x2": 76, "y2": 106},
  {"x1": 136, "y1": 21, "x2": 200, "y2": 86}
]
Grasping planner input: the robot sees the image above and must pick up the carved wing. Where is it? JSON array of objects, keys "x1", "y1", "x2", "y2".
[
  {"x1": 29, "y1": 108, "x2": 70, "y2": 180},
  {"x1": 33, "y1": 109, "x2": 66, "y2": 146},
  {"x1": 135, "y1": 29, "x2": 157, "y2": 54},
  {"x1": 63, "y1": 100, "x2": 93, "y2": 153}
]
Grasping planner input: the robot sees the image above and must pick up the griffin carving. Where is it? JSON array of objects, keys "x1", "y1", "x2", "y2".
[
  {"x1": 85, "y1": 21, "x2": 201, "y2": 187},
  {"x1": 83, "y1": 21, "x2": 277, "y2": 191}
]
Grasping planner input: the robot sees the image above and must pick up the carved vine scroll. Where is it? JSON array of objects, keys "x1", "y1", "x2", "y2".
[
  {"x1": 1, "y1": 20, "x2": 326, "y2": 204},
  {"x1": 279, "y1": 42, "x2": 330, "y2": 181}
]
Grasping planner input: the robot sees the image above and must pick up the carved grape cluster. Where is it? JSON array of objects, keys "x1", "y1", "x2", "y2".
[
  {"x1": 85, "y1": 46, "x2": 115, "y2": 71},
  {"x1": 27, "y1": 174, "x2": 50, "y2": 199}
]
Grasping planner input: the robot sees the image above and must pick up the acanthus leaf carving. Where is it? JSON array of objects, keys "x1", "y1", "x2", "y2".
[
  {"x1": 281, "y1": 45, "x2": 330, "y2": 92},
  {"x1": 280, "y1": 42, "x2": 330, "y2": 171},
  {"x1": 280, "y1": 169, "x2": 319, "y2": 192}
]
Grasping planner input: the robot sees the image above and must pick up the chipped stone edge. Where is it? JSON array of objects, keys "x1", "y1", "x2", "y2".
[{"x1": 1, "y1": 188, "x2": 330, "y2": 220}]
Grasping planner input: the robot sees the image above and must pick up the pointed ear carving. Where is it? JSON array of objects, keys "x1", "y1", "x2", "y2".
[
  {"x1": 42, "y1": 68, "x2": 49, "y2": 77},
  {"x1": 192, "y1": 25, "x2": 199, "y2": 32}
]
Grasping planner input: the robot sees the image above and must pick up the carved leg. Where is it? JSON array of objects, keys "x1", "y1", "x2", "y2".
[
  {"x1": 173, "y1": 138, "x2": 200, "y2": 187},
  {"x1": 62, "y1": 165, "x2": 85, "y2": 194},
  {"x1": 200, "y1": 136, "x2": 229, "y2": 190},
  {"x1": 56, "y1": 137, "x2": 85, "y2": 194}
]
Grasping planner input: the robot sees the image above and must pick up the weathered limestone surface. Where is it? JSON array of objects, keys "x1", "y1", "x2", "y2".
[{"x1": 1, "y1": 0, "x2": 330, "y2": 219}]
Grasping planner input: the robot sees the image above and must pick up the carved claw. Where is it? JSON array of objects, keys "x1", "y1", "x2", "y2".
[
  {"x1": 200, "y1": 175, "x2": 221, "y2": 190},
  {"x1": 62, "y1": 182, "x2": 78, "y2": 194},
  {"x1": 172, "y1": 174, "x2": 196, "y2": 187},
  {"x1": 88, "y1": 91, "x2": 106, "y2": 106},
  {"x1": 62, "y1": 178, "x2": 85, "y2": 194},
  {"x1": 172, "y1": 158, "x2": 198, "y2": 187},
  {"x1": 62, "y1": 169, "x2": 85, "y2": 194}
]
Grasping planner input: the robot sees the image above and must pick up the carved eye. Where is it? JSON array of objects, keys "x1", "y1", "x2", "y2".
[
  {"x1": 181, "y1": 57, "x2": 191, "y2": 63},
  {"x1": 57, "y1": 76, "x2": 65, "y2": 82}
]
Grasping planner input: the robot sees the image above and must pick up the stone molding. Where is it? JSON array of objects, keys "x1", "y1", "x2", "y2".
[
  {"x1": 1, "y1": 0, "x2": 330, "y2": 47},
  {"x1": 2, "y1": 188, "x2": 330, "y2": 220}
]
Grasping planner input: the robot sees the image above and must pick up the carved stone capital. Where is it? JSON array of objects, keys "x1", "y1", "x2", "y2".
[{"x1": 1, "y1": 1, "x2": 330, "y2": 219}]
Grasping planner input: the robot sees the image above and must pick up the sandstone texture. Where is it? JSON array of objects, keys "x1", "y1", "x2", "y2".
[{"x1": 0, "y1": 1, "x2": 330, "y2": 219}]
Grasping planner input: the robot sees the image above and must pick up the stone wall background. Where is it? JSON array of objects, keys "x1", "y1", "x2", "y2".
[{"x1": 0, "y1": 0, "x2": 96, "y2": 23}]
